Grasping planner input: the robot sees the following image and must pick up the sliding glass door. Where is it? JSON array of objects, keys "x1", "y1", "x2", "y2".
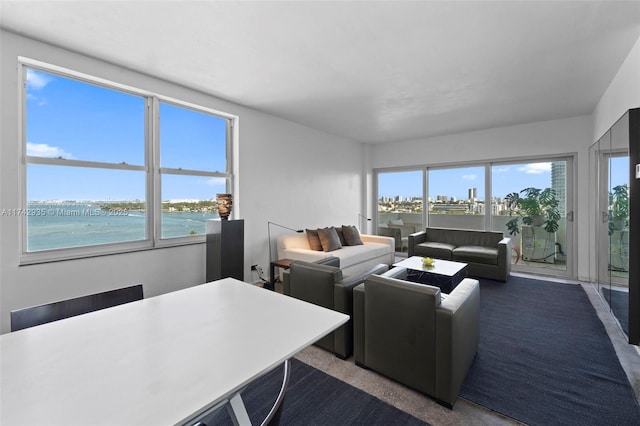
[
  {"x1": 375, "y1": 156, "x2": 574, "y2": 277},
  {"x1": 376, "y1": 170, "x2": 424, "y2": 254},
  {"x1": 428, "y1": 166, "x2": 485, "y2": 231},
  {"x1": 491, "y1": 159, "x2": 572, "y2": 274}
]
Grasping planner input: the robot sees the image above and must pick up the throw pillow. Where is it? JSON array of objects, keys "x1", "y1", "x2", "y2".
[
  {"x1": 389, "y1": 219, "x2": 404, "y2": 226},
  {"x1": 335, "y1": 226, "x2": 347, "y2": 245},
  {"x1": 318, "y1": 227, "x2": 342, "y2": 252},
  {"x1": 305, "y1": 229, "x2": 323, "y2": 251},
  {"x1": 342, "y1": 225, "x2": 363, "y2": 246}
]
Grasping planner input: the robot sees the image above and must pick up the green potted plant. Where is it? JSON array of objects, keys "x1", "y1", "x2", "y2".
[
  {"x1": 505, "y1": 187, "x2": 561, "y2": 235},
  {"x1": 608, "y1": 184, "x2": 629, "y2": 234}
]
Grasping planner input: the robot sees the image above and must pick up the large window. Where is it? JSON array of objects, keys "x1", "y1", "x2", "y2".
[
  {"x1": 375, "y1": 156, "x2": 573, "y2": 276},
  {"x1": 428, "y1": 165, "x2": 485, "y2": 230},
  {"x1": 158, "y1": 102, "x2": 230, "y2": 239},
  {"x1": 21, "y1": 63, "x2": 234, "y2": 262},
  {"x1": 377, "y1": 170, "x2": 424, "y2": 252}
]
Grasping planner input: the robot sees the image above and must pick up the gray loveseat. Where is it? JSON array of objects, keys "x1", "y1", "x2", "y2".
[
  {"x1": 408, "y1": 227, "x2": 511, "y2": 281},
  {"x1": 353, "y1": 267, "x2": 480, "y2": 408}
]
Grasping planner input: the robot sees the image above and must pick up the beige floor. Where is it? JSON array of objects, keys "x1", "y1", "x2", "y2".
[{"x1": 278, "y1": 275, "x2": 640, "y2": 425}]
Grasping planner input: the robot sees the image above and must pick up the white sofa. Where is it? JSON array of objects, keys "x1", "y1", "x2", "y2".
[{"x1": 277, "y1": 231, "x2": 395, "y2": 278}]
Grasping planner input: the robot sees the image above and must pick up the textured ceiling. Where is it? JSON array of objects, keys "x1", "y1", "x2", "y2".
[{"x1": 1, "y1": 1, "x2": 639, "y2": 144}]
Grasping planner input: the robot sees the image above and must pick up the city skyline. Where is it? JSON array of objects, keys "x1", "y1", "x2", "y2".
[{"x1": 378, "y1": 159, "x2": 629, "y2": 201}]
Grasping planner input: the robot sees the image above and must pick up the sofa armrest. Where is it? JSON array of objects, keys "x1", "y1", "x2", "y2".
[
  {"x1": 353, "y1": 283, "x2": 366, "y2": 365},
  {"x1": 408, "y1": 231, "x2": 426, "y2": 257},
  {"x1": 497, "y1": 237, "x2": 512, "y2": 281},
  {"x1": 435, "y1": 278, "x2": 480, "y2": 407},
  {"x1": 287, "y1": 261, "x2": 343, "y2": 309},
  {"x1": 360, "y1": 234, "x2": 395, "y2": 248},
  {"x1": 377, "y1": 227, "x2": 402, "y2": 250},
  {"x1": 335, "y1": 263, "x2": 389, "y2": 314},
  {"x1": 332, "y1": 263, "x2": 389, "y2": 358},
  {"x1": 283, "y1": 256, "x2": 340, "y2": 295},
  {"x1": 381, "y1": 266, "x2": 408, "y2": 280}
]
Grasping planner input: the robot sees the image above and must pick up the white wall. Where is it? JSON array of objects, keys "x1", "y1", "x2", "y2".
[
  {"x1": 0, "y1": 31, "x2": 365, "y2": 333},
  {"x1": 370, "y1": 116, "x2": 593, "y2": 280},
  {"x1": 593, "y1": 35, "x2": 640, "y2": 141}
]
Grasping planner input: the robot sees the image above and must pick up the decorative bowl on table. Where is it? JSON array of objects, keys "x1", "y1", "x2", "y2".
[{"x1": 422, "y1": 257, "x2": 435, "y2": 268}]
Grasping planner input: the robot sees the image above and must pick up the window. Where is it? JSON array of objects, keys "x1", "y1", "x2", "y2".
[
  {"x1": 21, "y1": 63, "x2": 235, "y2": 262},
  {"x1": 374, "y1": 156, "x2": 573, "y2": 276},
  {"x1": 428, "y1": 165, "x2": 485, "y2": 231},
  {"x1": 376, "y1": 170, "x2": 424, "y2": 252},
  {"x1": 491, "y1": 160, "x2": 569, "y2": 272},
  {"x1": 158, "y1": 101, "x2": 230, "y2": 239}
]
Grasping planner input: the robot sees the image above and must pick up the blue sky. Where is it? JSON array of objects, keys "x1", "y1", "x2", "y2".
[{"x1": 26, "y1": 68, "x2": 227, "y2": 201}]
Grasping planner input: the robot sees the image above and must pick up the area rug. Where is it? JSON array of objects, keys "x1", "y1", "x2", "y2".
[
  {"x1": 201, "y1": 358, "x2": 429, "y2": 425},
  {"x1": 459, "y1": 276, "x2": 640, "y2": 425},
  {"x1": 602, "y1": 286, "x2": 630, "y2": 336}
]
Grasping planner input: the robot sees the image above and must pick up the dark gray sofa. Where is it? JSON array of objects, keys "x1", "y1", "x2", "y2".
[
  {"x1": 408, "y1": 227, "x2": 511, "y2": 282},
  {"x1": 353, "y1": 267, "x2": 480, "y2": 408}
]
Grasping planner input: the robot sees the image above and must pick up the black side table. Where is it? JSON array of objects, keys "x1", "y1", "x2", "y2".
[{"x1": 268, "y1": 258, "x2": 294, "y2": 291}]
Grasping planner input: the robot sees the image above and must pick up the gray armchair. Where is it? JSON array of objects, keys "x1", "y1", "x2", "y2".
[
  {"x1": 283, "y1": 257, "x2": 388, "y2": 359},
  {"x1": 353, "y1": 268, "x2": 480, "y2": 408}
]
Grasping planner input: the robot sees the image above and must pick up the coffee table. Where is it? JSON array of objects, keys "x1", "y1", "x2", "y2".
[{"x1": 393, "y1": 256, "x2": 468, "y2": 293}]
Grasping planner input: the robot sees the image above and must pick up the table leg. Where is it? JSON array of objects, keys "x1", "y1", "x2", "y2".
[
  {"x1": 265, "y1": 263, "x2": 276, "y2": 291},
  {"x1": 227, "y1": 393, "x2": 251, "y2": 426}
]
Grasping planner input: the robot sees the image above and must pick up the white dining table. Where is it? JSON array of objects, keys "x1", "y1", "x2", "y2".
[{"x1": 0, "y1": 278, "x2": 349, "y2": 426}]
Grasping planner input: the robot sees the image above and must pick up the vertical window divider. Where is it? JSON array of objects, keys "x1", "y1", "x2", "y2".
[
  {"x1": 485, "y1": 162, "x2": 492, "y2": 231},
  {"x1": 423, "y1": 167, "x2": 428, "y2": 229},
  {"x1": 150, "y1": 96, "x2": 161, "y2": 245}
]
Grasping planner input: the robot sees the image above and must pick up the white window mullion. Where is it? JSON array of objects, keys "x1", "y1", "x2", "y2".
[{"x1": 150, "y1": 96, "x2": 161, "y2": 245}]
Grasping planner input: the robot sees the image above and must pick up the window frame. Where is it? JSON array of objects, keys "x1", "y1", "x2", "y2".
[
  {"x1": 18, "y1": 58, "x2": 237, "y2": 265},
  {"x1": 373, "y1": 153, "x2": 575, "y2": 277}
]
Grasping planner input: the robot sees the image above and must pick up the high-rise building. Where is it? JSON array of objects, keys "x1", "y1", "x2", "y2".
[
  {"x1": 468, "y1": 187, "x2": 477, "y2": 200},
  {"x1": 551, "y1": 162, "x2": 566, "y2": 216}
]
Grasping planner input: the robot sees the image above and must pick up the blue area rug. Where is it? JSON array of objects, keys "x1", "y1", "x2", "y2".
[
  {"x1": 202, "y1": 358, "x2": 429, "y2": 425},
  {"x1": 459, "y1": 276, "x2": 640, "y2": 425}
]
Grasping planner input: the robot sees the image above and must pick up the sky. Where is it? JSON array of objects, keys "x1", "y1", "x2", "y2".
[{"x1": 25, "y1": 68, "x2": 228, "y2": 201}]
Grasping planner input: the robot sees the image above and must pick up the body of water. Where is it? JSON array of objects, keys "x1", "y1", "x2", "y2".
[{"x1": 26, "y1": 203, "x2": 215, "y2": 251}]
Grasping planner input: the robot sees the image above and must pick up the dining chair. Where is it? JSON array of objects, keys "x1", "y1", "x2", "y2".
[{"x1": 10, "y1": 284, "x2": 143, "y2": 332}]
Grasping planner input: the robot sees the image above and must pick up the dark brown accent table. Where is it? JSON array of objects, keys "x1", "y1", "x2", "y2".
[
  {"x1": 268, "y1": 258, "x2": 295, "y2": 291},
  {"x1": 393, "y1": 256, "x2": 468, "y2": 293}
]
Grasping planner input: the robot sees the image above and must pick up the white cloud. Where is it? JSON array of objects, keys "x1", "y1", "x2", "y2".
[
  {"x1": 518, "y1": 162, "x2": 551, "y2": 174},
  {"x1": 461, "y1": 174, "x2": 477, "y2": 180},
  {"x1": 26, "y1": 143, "x2": 73, "y2": 159},
  {"x1": 493, "y1": 166, "x2": 510, "y2": 173},
  {"x1": 206, "y1": 177, "x2": 227, "y2": 186},
  {"x1": 26, "y1": 69, "x2": 52, "y2": 90}
]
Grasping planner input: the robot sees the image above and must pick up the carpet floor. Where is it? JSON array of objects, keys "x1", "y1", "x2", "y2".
[
  {"x1": 459, "y1": 276, "x2": 640, "y2": 425},
  {"x1": 201, "y1": 358, "x2": 429, "y2": 425}
]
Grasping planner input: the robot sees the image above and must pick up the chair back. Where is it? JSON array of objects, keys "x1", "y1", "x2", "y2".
[
  {"x1": 364, "y1": 275, "x2": 441, "y2": 394},
  {"x1": 288, "y1": 261, "x2": 342, "y2": 309},
  {"x1": 10, "y1": 284, "x2": 143, "y2": 332}
]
